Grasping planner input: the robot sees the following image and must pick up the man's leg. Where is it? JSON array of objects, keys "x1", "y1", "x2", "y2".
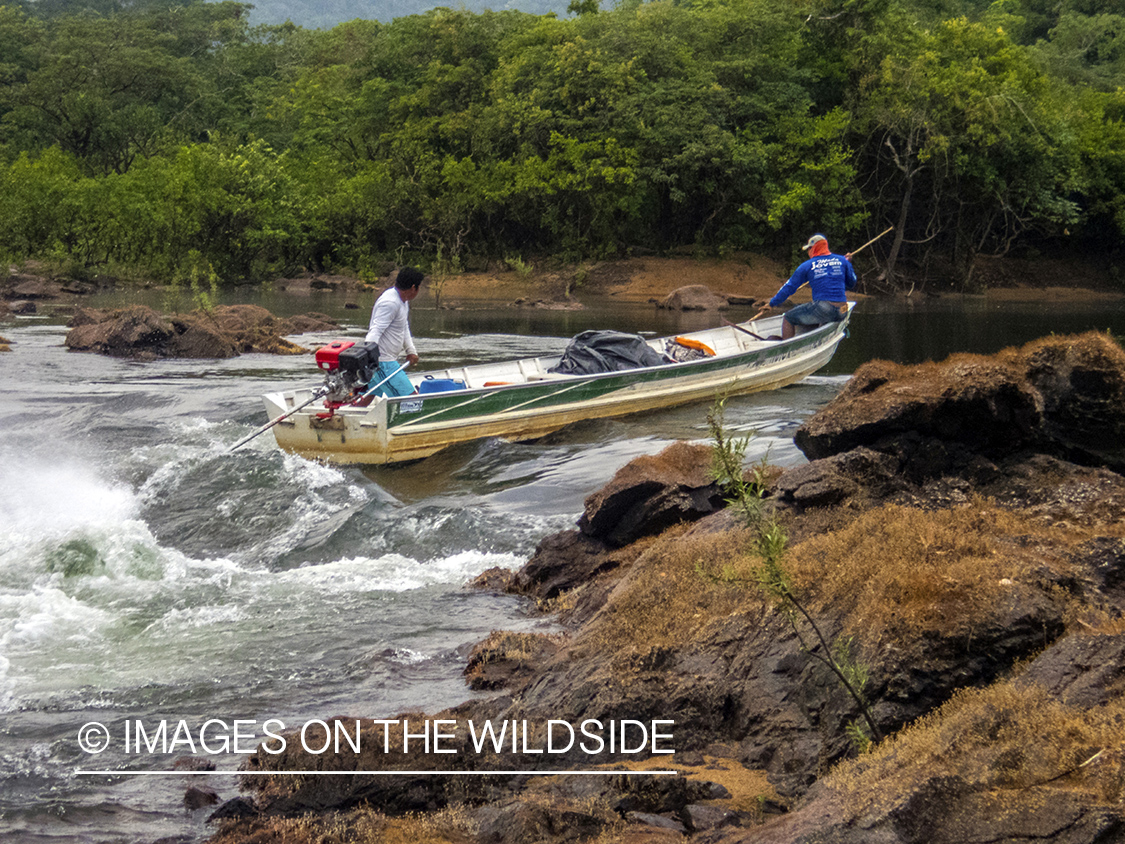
[{"x1": 369, "y1": 361, "x2": 416, "y2": 397}]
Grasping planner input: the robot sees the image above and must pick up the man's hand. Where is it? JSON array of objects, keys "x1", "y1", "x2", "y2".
[{"x1": 406, "y1": 353, "x2": 420, "y2": 366}]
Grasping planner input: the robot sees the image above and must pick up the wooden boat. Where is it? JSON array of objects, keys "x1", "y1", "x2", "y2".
[{"x1": 262, "y1": 305, "x2": 854, "y2": 465}]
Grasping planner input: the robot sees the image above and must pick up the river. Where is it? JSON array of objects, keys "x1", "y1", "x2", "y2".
[{"x1": 1, "y1": 289, "x2": 1123, "y2": 843}]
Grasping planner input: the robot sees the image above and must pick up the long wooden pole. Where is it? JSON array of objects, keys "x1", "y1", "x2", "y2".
[
  {"x1": 849, "y1": 225, "x2": 894, "y2": 258},
  {"x1": 229, "y1": 388, "x2": 326, "y2": 452}
]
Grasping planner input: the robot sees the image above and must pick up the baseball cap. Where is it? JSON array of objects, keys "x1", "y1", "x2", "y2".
[{"x1": 802, "y1": 234, "x2": 827, "y2": 251}]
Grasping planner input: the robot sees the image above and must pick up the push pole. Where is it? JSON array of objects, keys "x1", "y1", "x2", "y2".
[
  {"x1": 229, "y1": 388, "x2": 326, "y2": 452},
  {"x1": 848, "y1": 225, "x2": 894, "y2": 259}
]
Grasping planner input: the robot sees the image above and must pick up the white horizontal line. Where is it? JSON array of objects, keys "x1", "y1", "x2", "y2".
[{"x1": 76, "y1": 769, "x2": 679, "y2": 776}]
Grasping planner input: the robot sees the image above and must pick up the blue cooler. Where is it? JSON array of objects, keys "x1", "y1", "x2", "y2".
[{"x1": 418, "y1": 377, "x2": 467, "y2": 394}]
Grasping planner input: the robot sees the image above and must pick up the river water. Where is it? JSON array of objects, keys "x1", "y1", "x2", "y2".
[{"x1": 1, "y1": 288, "x2": 1123, "y2": 843}]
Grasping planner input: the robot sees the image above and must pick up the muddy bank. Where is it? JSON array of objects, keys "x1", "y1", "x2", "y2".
[{"x1": 197, "y1": 331, "x2": 1125, "y2": 844}]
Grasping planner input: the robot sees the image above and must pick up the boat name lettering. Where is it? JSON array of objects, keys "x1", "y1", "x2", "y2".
[{"x1": 400, "y1": 399, "x2": 423, "y2": 413}]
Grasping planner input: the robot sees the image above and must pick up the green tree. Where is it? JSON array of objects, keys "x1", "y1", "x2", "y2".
[{"x1": 850, "y1": 17, "x2": 1083, "y2": 286}]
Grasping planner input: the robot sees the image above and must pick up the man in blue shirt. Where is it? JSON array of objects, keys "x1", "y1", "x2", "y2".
[{"x1": 760, "y1": 234, "x2": 856, "y2": 339}]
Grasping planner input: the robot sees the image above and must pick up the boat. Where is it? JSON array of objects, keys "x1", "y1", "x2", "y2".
[{"x1": 260, "y1": 305, "x2": 854, "y2": 465}]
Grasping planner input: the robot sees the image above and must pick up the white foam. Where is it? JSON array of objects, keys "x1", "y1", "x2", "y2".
[
  {"x1": 277, "y1": 550, "x2": 522, "y2": 594},
  {"x1": 0, "y1": 462, "x2": 137, "y2": 545}
]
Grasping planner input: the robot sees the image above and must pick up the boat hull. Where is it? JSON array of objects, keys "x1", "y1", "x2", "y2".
[{"x1": 263, "y1": 310, "x2": 852, "y2": 465}]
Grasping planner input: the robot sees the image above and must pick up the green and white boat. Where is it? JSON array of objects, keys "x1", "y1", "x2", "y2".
[{"x1": 262, "y1": 306, "x2": 854, "y2": 465}]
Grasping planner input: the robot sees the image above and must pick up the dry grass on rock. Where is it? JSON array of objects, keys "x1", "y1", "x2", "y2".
[
  {"x1": 209, "y1": 805, "x2": 478, "y2": 844},
  {"x1": 783, "y1": 500, "x2": 1080, "y2": 644},
  {"x1": 826, "y1": 679, "x2": 1125, "y2": 816},
  {"x1": 575, "y1": 524, "x2": 764, "y2": 660}
]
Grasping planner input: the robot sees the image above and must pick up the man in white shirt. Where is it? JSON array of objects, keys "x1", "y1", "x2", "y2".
[{"x1": 364, "y1": 267, "x2": 423, "y2": 397}]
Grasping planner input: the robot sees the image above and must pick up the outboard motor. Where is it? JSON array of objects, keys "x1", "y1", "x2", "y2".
[{"x1": 314, "y1": 340, "x2": 379, "y2": 406}]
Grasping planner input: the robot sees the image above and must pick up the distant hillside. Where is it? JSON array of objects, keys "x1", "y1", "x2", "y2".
[{"x1": 237, "y1": 0, "x2": 573, "y2": 28}]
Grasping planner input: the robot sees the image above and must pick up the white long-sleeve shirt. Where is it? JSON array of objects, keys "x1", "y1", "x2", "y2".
[{"x1": 364, "y1": 286, "x2": 416, "y2": 359}]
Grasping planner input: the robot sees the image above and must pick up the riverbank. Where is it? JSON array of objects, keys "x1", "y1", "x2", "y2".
[
  {"x1": 5, "y1": 252, "x2": 1124, "y2": 327},
  {"x1": 200, "y1": 330, "x2": 1125, "y2": 844}
]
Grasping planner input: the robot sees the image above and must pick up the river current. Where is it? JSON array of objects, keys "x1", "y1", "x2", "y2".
[{"x1": 1, "y1": 290, "x2": 1123, "y2": 843}]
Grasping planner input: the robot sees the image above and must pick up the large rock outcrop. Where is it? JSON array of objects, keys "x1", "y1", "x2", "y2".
[
  {"x1": 796, "y1": 331, "x2": 1125, "y2": 472},
  {"x1": 658, "y1": 285, "x2": 730, "y2": 311},
  {"x1": 64, "y1": 304, "x2": 337, "y2": 359}
]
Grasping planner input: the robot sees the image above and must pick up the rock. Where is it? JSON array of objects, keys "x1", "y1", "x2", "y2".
[
  {"x1": 8, "y1": 300, "x2": 37, "y2": 315},
  {"x1": 657, "y1": 285, "x2": 729, "y2": 311},
  {"x1": 172, "y1": 756, "x2": 216, "y2": 771},
  {"x1": 795, "y1": 357, "x2": 1039, "y2": 462},
  {"x1": 796, "y1": 332, "x2": 1125, "y2": 473},
  {"x1": 0, "y1": 335, "x2": 10, "y2": 352},
  {"x1": 64, "y1": 304, "x2": 322, "y2": 359},
  {"x1": 731, "y1": 773, "x2": 1125, "y2": 844},
  {"x1": 469, "y1": 566, "x2": 516, "y2": 593},
  {"x1": 1013, "y1": 632, "x2": 1125, "y2": 709},
  {"x1": 8, "y1": 278, "x2": 61, "y2": 299},
  {"x1": 774, "y1": 447, "x2": 903, "y2": 509},
  {"x1": 510, "y1": 529, "x2": 619, "y2": 600},
  {"x1": 463, "y1": 630, "x2": 561, "y2": 692},
  {"x1": 684, "y1": 803, "x2": 737, "y2": 831},
  {"x1": 282, "y1": 312, "x2": 339, "y2": 334},
  {"x1": 168, "y1": 316, "x2": 239, "y2": 358},
  {"x1": 65, "y1": 305, "x2": 174, "y2": 356},
  {"x1": 183, "y1": 785, "x2": 219, "y2": 810},
  {"x1": 206, "y1": 796, "x2": 257, "y2": 822},
  {"x1": 1072, "y1": 537, "x2": 1125, "y2": 605},
  {"x1": 578, "y1": 441, "x2": 724, "y2": 547},
  {"x1": 626, "y1": 811, "x2": 686, "y2": 832}
]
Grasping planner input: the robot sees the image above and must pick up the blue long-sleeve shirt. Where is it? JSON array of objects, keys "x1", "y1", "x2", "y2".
[{"x1": 769, "y1": 253, "x2": 856, "y2": 307}]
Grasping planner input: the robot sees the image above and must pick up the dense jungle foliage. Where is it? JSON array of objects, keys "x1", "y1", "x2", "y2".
[{"x1": 1, "y1": 0, "x2": 1123, "y2": 287}]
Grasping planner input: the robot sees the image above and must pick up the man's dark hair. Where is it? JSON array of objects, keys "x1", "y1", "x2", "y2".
[{"x1": 395, "y1": 267, "x2": 424, "y2": 290}]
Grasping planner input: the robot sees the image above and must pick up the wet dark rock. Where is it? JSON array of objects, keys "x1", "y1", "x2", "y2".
[
  {"x1": 64, "y1": 304, "x2": 333, "y2": 359},
  {"x1": 281, "y1": 311, "x2": 338, "y2": 334},
  {"x1": 578, "y1": 441, "x2": 724, "y2": 547},
  {"x1": 8, "y1": 299, "x2": 37, "y2": 315},
  {"x1": 510, "y1": 529, "x2": 619, "y2": 600},
  {"x1": 172, "y1": 756, "x2": 216, "y2": 771},
  {"x1": 183, "y1": 785, "x2": 220, "y2": 810},
  {"x1": 206, "y1": 796, "x2": 257, "y2": 822},
  {"x1": 657, "y1": 285, "x2": 729, "y2": 311},
  {"x1": 66, "y1": 305, "x2": 175, "y2": 356},
  {"x1": 463, "y1": 630, "x2": 562, "y2": 692}
]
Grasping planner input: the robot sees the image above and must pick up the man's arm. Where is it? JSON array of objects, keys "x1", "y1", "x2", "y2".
[
  {"x1": 365, "y1": 294, "x2": 395, "y2": 345},
  {"x1": 769, "y1": 264, "x2": 809, "y2": 307},
  {"x1": 402, "y1": 318, "x2": 418, "y2": 364}
]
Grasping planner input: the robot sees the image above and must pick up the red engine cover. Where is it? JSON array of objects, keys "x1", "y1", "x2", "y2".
[{"x1": 315, "y1": 340, "x2": 356, "y2": 371}]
